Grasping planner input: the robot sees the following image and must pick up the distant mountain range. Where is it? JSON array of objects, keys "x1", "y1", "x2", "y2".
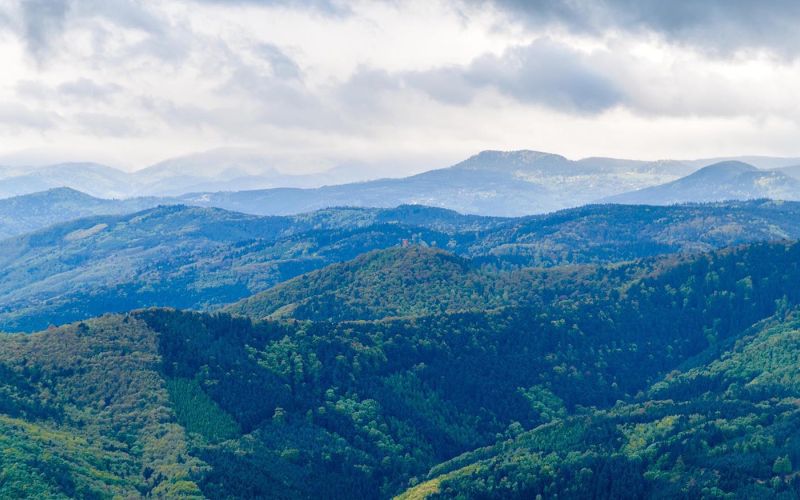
[
  {"x1": 0, "y1": 150, "x2": 393, "y2": 200},
  {"x1": 4, "y1": 150, "x2": 800, "y2": 216},
  {"x1": 0, "y1": 162, "x2": 133, "y2": 199},
  {"x1": 605, "y1": 160, "x2": 800, "y2": 205},
  {"x1": 174, "y1": 153, "x2": 800, "y2": 216},
  {"x1": 174, "y1": 151, "x2": 692, "y2": 216}
]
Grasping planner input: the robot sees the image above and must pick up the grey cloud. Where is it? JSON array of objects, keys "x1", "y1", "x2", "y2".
[
  {"x1": 405, "y1": 39, "x2": 624, "y2": 114},
  {"x1": 329, "y1": 67, "x2": 434, "y2": 133},
  {"x1": 14, "y1": 80, "x2": 51, "y2": 101},
  {"x1": 9, "y1": 0, "x2": 178, "y2": 63},
  {"x1": 188, "y1": 0, "x2": 351, "y2": 16},
  {"x1": 483, "y1": 0, "x2": 800, "y2": 58},
  {"x1": 20, "y1": 0, "x2": 70, "y2": 60}
]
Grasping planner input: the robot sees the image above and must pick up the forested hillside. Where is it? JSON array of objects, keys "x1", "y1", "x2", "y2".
[
  {"x1": 3, "y1": 200, "x2": 800, "y2": 332},
  {"x1": 404, "y1": 310, "x2": 800, "y2": 499},
  {"x1": 0, "y1": 204, "x2": 501, "y2": 332},
  {"x1": 0, "y1": 187, "x2": 160, "y2": 239},
  {"x1": 227, "y1": 245, "x2": 624, "y2": 322},
  {"x1": 2, "y1": 240, "x2": 800, "y2": 498}
]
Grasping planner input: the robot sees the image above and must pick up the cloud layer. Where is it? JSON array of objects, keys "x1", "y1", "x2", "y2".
[{"x1": 0, "y1": 0, "x2": 799, "y2": 171}]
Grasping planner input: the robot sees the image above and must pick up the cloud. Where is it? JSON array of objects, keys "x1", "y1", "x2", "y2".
[
  {"x1": 15, "y1": 78, "x2": 122, "y2": 104},
  {"x1": 483, "y1": 0, "x2": 800, "y2": 59},
  {"x1": 0, "y1": 103, "x2": 57, "y2": 131},
  {"x1": 2, "y1": 0, "x2": 800, "y2": 170},
  {"x1": 8, "y1": 0, "x2": 179, "y2": 64},
  {"x1": 57, "y1": 78, "x2": 122, "y2": 102},
  {"x1": 73, "y1": 111, "x2": 140, "y2": 136},
  {"x1": 405, "y1": 39, "x2": 624, "y2": 114},
  {"x1": 256, "y1": 43, "x2": 301, "y2": 79},
  {"x1": 19, "y1": 0, "x2": 70, "y2": 60},
  {"x1": 188, "y1": 0, "x2": 350, "y2": 16}
]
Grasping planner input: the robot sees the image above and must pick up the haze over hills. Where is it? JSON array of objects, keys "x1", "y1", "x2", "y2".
[
  {"x1": 0, "y1": 162, "x2": 134, "y2": 199},
  {"x1": 174, "y1": 152, "x2": 800, "y2": 217},
  {"x1": 605, "y1": 161, "x2": 800, "y2": 205},
  {"x1": 778, "y1": 164, "x2": 800, "y2": 180},
  {"x1": 130, "y1": 149, "x2": 401, "y2": 196},
  {"x1": 0, "y1": 150, "x2": 400, "y2": 200},
  {"x1": 4, "y1": 151, "x2": 800, "y2": 216},
  {"x1": 176, "y1": 151, "x2": 699, "y2": 216}
]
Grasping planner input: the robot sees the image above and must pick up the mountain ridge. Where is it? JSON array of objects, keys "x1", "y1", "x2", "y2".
[
  {"x1": 605, "y1": 160, "x2": 800, "y2": 205},
  {"x1": 6, "y1": 199, "x2": 800, "y2": 332}
]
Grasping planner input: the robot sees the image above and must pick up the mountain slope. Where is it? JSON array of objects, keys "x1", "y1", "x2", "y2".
[
  {"x1": 227, "y1": 246, "x2": 612, "y2": 322},
  {"x1": 177, "y1": 150, "x2": 697, "y2": 216},
  {"x1": 0, "y1": 315, "x2": 205, "y2": 498},
  {"x1": 403, "y1": 310, "x2": 800, "y2": 499},
  {"x1": 777, "y1": 164, "x2": 800, "y2": 181},
  {"x1": 470, "y1": 199, "x2": 800, "y2": 266},
  {"x1": 606, "y1": 161, "x2": 800, "y2": 205},
  {"x1": 3, "y1": 240, "x2": 800, "y2": 498},
  {"x1": 0, "y1": 187, "x2": 161, "y2": 239},
  {"x1": 0, "y1": 204, "x2": 503, "y2": 332},
  {"x1": 6, "y1": 200, "x2": 800, "y2": 332}
]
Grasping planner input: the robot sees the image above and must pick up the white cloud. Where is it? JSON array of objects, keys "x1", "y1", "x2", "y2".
[{"x1": 0, "y1": 0, "x2": 800, "y2": 173}]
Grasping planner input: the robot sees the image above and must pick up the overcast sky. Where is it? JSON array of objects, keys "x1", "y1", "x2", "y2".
[{"x1": 2, "y1": 0, "x2": 800, "y2": 173}]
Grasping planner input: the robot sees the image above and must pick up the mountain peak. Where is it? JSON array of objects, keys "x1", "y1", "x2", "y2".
[
  {"x1": 604, "y1": 159, "x2": 800, "y2": 205},
  {"x1": 694, "y1": 160, "x2": 759, "y2": 176},
  {"x1": 452, "y1": 150, "x2": 570, "y2": 172},
  {"x1": 474, "y1": 149, "x2": 568, "y2": 162},
  {"x1": 3, "y1": 186, "x2": 98, "y2": 204}
]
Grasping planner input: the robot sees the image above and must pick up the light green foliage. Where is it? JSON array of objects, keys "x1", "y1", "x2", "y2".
[{"x1": 0, "y1": 316, "x2": 206, "y2": 498}]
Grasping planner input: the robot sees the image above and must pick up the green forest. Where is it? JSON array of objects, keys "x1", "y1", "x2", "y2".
[{"x1": 2, "y1": 221, "x2": 800, "y2": 497}]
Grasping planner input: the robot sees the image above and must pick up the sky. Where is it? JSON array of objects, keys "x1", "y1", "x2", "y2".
[{"x1": 1, "y1": 0, "x2": 800, "y2": 173}]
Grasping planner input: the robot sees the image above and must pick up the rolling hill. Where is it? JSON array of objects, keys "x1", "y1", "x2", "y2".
[
  {"x1": 0, "y1": 204, "x2": 505, "y2": 332},
  {"x1": 5, "y1": 200, "x2": 800, "y2": 332},
  {"x1": 226, "y1": 246, "x2": 610, "y2": 322},
  {"x1": 606, "y1": 161, "x2": 800, "y2": 205},
  {"x1": 0, "y1": 187, "x2": 161, "y2": 239}
]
